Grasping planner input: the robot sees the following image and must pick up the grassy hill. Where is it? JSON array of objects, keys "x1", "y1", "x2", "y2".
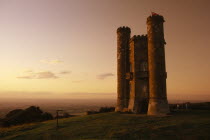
[{"x1": 0, "y1": 110, "x2": 210, "y2": 140}]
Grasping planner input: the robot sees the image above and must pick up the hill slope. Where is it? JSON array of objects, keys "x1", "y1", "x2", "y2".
[{"x1": 0, "y1": 110, "x2": 210, "y2": 140}]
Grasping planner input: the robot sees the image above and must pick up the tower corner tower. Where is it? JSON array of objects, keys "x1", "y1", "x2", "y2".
[
  {"x1": 146, "y1": 14, "x2": 170, "y2": 115},
  {"x1": 115, "y1": 26, "x2": 131, "y2": 112}
]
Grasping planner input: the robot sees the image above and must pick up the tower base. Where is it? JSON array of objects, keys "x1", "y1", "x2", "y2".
[
  {"x1": 128, "y1": 98, "x2": 148, "y2": 114},
  {"x1": 147, "y1": 98, "x2": 170, "y2": 115},
  {"x1": 115, "y1": 98, "x2": 129, "y2": 112},
  {"x1": 115, "y1": 106, "x2": 123, "y2": 112}
]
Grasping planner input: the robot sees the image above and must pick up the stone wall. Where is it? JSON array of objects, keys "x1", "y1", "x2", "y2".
[{"x1": 128, "y1": 35, "x2": 149, "y2": 113}]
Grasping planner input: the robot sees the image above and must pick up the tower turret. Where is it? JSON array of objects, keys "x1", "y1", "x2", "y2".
[
  {"x1": 146, "y1": 14, "x2": 170, "y2": 115},
  {"x1": 115, "y1": 26, "x2": 131, "y2": 112}
]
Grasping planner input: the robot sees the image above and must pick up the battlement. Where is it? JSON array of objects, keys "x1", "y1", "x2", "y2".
[
  {"x1": 130, "y1": 35, "x2": 147, "y2": 43},
  {"x1": 117, "y1": 26, "x2": 131, "y2": 34},
  {"x1": 147, "y1": 14, "x2": 165, "y2": 24},
  {"x1": 116, "y1": 13, "x2": 169, "y2": 115}
]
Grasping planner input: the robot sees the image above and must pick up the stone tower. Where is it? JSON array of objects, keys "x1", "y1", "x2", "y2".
[
  {"x1": 115, "y1": 14, "x2": 169, "y2": 115},
  {"x1": 147, "y1": 15, "x2": 170, "y2": 115},
  {"x1": 115, "y1": 26, "x2": 131, "y2": 112},
  {"x1": 128, "y1": 35, "x2": 149, "y2": 113}
]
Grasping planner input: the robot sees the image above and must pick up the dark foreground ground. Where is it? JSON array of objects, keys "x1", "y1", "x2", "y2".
[{"x1": 0, "y1": 110, "x2": 210, "y2": 140}]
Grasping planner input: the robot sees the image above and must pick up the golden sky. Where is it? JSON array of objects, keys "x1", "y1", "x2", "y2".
[{"x1": 0, "y1": 0, "x2": 210, "y2": 100}]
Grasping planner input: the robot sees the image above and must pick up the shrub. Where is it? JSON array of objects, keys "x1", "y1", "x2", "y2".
[
  {"x1": 42, "y1": 112, "x2": 53, "y2": 120},
  {"x1": 99, "y1": 107, "x2": 115, "y2": 113},
  {"x1": 1, "y1": 106, "x2": 53, "y2": 127}
]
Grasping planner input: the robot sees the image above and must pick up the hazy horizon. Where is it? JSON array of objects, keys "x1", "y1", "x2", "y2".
[
  {"x1": 0, "y1": 96, "x2": 209, "y2": 118},
  {"x1": 0, "y1": 92, "x2": 210, "y2": 102}
]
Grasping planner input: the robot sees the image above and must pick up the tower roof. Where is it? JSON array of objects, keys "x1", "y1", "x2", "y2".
[
  {"x1": 147, "y1": 14, "x2": 165, "y2": 24},
  {"x1": 117, "y1": 26, "x2": 131, "y2": 34},
  {"x1": 130, "y1": 35, "x2": 147, "y2": 43}
]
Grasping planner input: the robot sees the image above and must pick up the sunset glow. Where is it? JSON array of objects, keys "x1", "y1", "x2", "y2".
[{"x1": 0, "y1": 0, "x2": 210, "y2": 100}]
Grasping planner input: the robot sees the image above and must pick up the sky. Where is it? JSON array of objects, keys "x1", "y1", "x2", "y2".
[{"x1": 0, "y1": 0, "x2": 210, "y2": 100}]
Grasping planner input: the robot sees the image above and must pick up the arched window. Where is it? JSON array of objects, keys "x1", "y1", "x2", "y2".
[
  {"x1": 142, "y1": 85, "x2": 147, "y2": 92},
  {"x1": 140, "y1": 61, "x2": 148, "y2": 71}
]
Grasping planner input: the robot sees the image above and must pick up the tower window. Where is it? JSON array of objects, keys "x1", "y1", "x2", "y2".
[
  {"x1": 140, "y1": 61, "x2": 148, "y2": 71},
  {"x1": 130, "y1": 64, "x2": 132, "y2": 72}
]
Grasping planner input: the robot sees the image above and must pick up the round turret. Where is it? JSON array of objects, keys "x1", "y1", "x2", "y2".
[
  {"x1": 116, "y1": 26, "x2": 131, "y2": 112},
  {"x1": 147, "y1": 14, "x2": 170, "y2": 115}
]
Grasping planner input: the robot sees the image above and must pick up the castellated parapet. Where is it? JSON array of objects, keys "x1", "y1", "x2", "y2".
[{"x1": 115, "y1": 14, "x2": 170, "y2": 115}]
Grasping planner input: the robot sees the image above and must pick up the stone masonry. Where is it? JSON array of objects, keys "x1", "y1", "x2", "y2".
[{"x1": 115, "y1": 14, "x2": 170, "y2": 115}]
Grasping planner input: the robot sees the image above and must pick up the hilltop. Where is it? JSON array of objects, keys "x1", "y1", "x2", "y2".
[{"x1": 0, "y1": 110, "x2": 210, "y2": 140}]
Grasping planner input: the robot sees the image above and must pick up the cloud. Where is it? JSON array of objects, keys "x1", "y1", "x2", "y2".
[
  {"x1": 36, "y1": 71, "x2": 58, "y2": 79},
  {"x1": 97, "y1": 73, "x2": 114, "y2": 80},
  {"x1": 40, "y1": 59, "x2": 63, "y2": 65},
  {"x1": 60, "y1": 71, "x2": 71, "y2": 75},
  {"x1": 17, "y1": 76, "x2": 34, "y2": 79},
  {"x1": 72, "y1": 80, "x2": 83, "y2": 83},
  {"x1": 17, "y1": 71, "x2": 58, "y2": 79},
  {"x1": 24, "y1": 70, "x2": 33, "y2": 73}
]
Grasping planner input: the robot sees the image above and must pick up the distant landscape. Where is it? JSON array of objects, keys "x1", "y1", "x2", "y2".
[
  {"x1": 1, "y1": 98, "x2": 210, "y2": 119},
  {"x1": 0, "y1": 98, "x2": 116, "y2": 118}
]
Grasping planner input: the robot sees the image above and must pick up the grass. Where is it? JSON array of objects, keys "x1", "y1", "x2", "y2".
[{"x1": 0, "y1": 110, "x2": 210, "y2": 140}]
